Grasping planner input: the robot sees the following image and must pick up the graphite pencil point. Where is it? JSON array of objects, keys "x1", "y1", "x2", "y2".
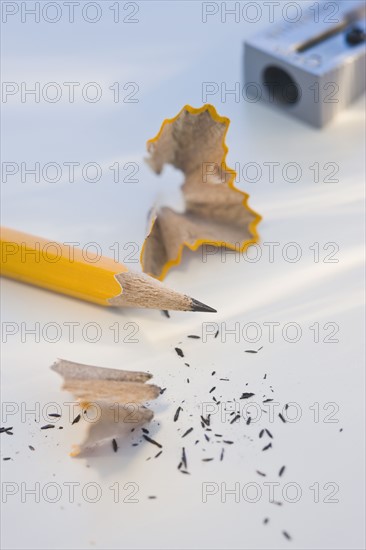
[{"x1": 190, "y1": 298, "x2": 217, "y2": 313}]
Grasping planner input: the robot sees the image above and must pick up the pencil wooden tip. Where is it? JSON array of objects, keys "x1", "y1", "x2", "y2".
[
  {"x1": 190, "y1": 298, "x2": 217, "y2": 313},
  {"x1": 111, "y1": 272, "x2": 217, "y2": 312}
]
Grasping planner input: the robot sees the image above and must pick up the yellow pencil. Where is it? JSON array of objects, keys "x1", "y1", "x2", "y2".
[{"x1": 0, "y1": 227, "x2": 216, "y2": 312}]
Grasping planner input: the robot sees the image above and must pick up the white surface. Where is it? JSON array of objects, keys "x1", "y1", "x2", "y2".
[{"x1": 1, "y1": 2, "x2": 365, "y2": 549}]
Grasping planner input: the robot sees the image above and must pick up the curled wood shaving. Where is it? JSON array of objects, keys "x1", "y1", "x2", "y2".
[
  {"x1": 141, "y1": 104, "x2": 261, "y2": 280},
  {"x1": 51, "y1": 359, "x2": 160, "y2": 457}
]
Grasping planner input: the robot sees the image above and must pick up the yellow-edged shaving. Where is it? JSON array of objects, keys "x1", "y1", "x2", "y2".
[{"x1": 141, "y1": 104, "x2": 262, "y2": 281}]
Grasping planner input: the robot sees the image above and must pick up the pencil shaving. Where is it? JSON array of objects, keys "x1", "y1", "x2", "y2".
[
  {"x1": 51, "y1": 359, "x2": 160, "y2": 457},
  {"x1": 141, "y1": 104, "x2": 261, "y2": 280}
]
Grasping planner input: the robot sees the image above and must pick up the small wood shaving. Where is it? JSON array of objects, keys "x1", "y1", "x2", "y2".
[{"x1": 51, "y1": 359, "x2": 160, "y2": 457}]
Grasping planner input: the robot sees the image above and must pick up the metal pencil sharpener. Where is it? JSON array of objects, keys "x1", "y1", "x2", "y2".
[{"x1": 244, "y1": 0, "x2": 366, "y2": 128}]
